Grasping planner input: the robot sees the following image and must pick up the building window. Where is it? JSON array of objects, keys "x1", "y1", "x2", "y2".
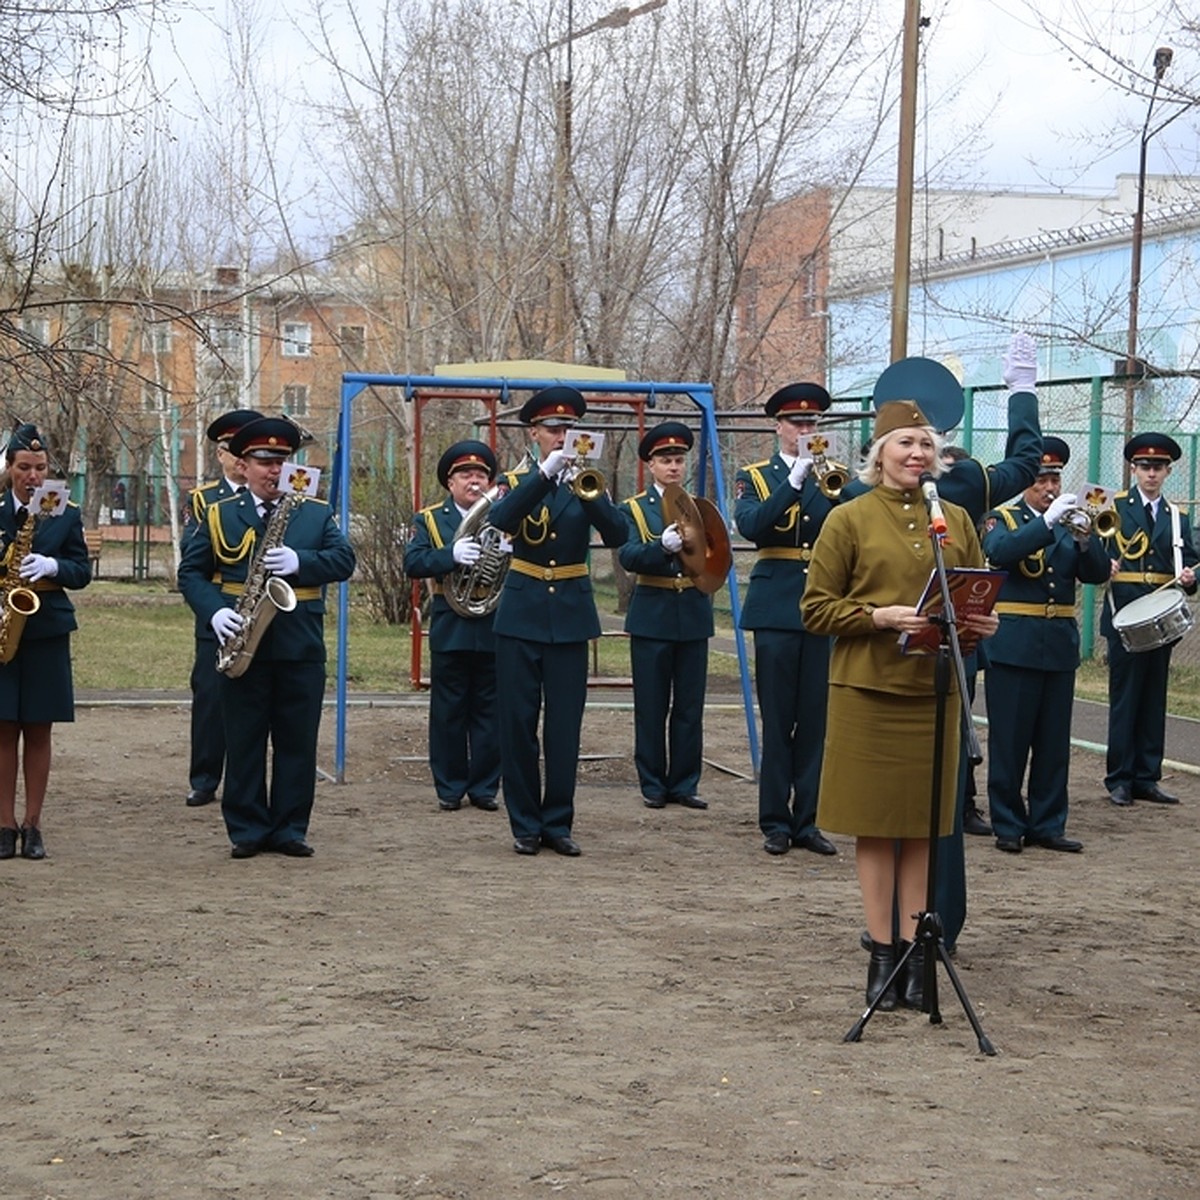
[
  {"x1": 339, "y1": 324, "x2": 366, "y2": 358},
  {"x1": 19, "y1": 316, "x2": 50, "y2": 344},
  {"x1": 798, "y1": 256, "x2": 818, "y2": 320},
  {"x1": 143, "y1": 323, "x2": 172, "y2": 354},
  {"x1": 208, "y1": 318, "x2": 242, "y2": 357},
  {"x1": 82, "y1": 317, "x2": 109, "y2": 350},
  {"x1": 281, "y1": 322, "x2": 312, "y2": 357},
  {"x1": 283, "y1": 384, "x2": 309, "y2": 416}
]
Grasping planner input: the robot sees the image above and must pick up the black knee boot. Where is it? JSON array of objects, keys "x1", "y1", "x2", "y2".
[
  {"x1": 866, "y1": 940, "x2": 898, "y2": 1011},
  {"x1": 899, "y1": 939, "x2": 925, "y2": 1010}
]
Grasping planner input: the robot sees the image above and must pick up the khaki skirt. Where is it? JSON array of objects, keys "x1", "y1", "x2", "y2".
[{"x1": 817, "y1": 685, "x2": 959, "y2": 839}]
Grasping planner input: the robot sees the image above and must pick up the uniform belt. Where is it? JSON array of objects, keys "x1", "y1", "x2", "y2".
[
  {"x1": 1112, "y1": 571, "x2": 1174, "y2": 585},
  {"x1": 757, "y1": 547, "x2": 812, "y2": 562},
  {"x1": 510, "y1": 559, "x2": 589, "y2": 582},
  {"x1": 994, "y1": 601, "x2": 1076, "y2": 619},
  {"x1": 636, "y1": 574, "x2": 694, "y2": 591},
  {"x1": 27, "y1": 579, "x2": 62, "y2": 592},
  {"x1": 221, "y1": 582, "x2": 322, "y2": 601}
]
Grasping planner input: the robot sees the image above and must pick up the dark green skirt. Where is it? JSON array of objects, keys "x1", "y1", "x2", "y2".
[
  {"x1": 817, "y1": 685, "x2": 958, "y2": 839},
  {"x1": 0, "y1": 634, "x2": 75, "y2": 723}
]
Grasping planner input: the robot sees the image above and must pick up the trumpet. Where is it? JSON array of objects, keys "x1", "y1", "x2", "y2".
[
  {"x1": 1057, "y1": 496, "x2": 1119, "y2": 540},
  {"x1": 564, "y1": 463, "x2": 606, "y2": 500},
  {"x1": 806, "y1": 435, "x2": 849, "y2": 500}
]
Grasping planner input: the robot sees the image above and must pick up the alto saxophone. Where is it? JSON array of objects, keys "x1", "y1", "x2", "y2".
[
  {"x1": 216, "y1": 493, "x2": 301, "y2": 677},
  {"x1": 0, "y1": 511, "x2": 41, "y2": 664}
]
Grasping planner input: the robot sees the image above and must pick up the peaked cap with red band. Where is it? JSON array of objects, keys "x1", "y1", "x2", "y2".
[
  {"x1": 518, "y1": 386, "x2": 587, "y2": 427},
  {"x1": 206, "y1": 408, "x2": 263, "y2": 444},
  {"x1": 638, "y1": 421, "x2": 694, "y2": 462},
  {"x1": 227, "y1": 416, "x2": 301, "y2": 460},
  {"x1": 1124, "y1": 432, "x2": 1182, "y2": 464},
  {"x1": 1037, "y1": 436, "x2": 1070, "y2": 473},
  {"x1": 764, "y1": 381, "x2": 832, "y2": 420},
  {"x1": 437, "y1": 439, "x2": 498, "y2": 488}
]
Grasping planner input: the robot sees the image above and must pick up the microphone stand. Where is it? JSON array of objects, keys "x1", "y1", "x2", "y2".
[{"x1": 845, "y1": 493, "x2": 996, "y2": 1055}]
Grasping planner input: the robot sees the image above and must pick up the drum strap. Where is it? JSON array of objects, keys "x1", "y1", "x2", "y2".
[{"x1": 1171, "y1": 504, "x2": 1184, "y2": 579}]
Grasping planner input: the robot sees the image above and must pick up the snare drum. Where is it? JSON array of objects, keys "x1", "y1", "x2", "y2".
[{"x1": 1113, "y1": 587, "x2": 1194, "y2": 653}]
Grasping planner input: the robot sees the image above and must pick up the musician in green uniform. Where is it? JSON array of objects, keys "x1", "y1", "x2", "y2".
[
  {"x1": 181, "y1": 408, "x2": 261, "y2": 809},
  {"x1": 1101, "y1": 433, "x2": 1198, "y2": 807},
  {"x1": 179, "y1": 417, "x2": 356, "y2": 859},
  {"x1": 981, "y1": 437, "x2": 1111, "y2": 852},
  {"x1": 487, "y1": 387, "x2": 627, "y2": 857},
  {"x1": 734, "y1": 382, "x2": 838, "y2": 858},
  {"x1": 0, "y1": 424, "x2": 91, "y2": 861},
  {"x1": 618, "y1": 421, "x2": 713, "y2": 811},
  {"x1": 405, "y1": 440, "x2": 501, "y2": 813}
]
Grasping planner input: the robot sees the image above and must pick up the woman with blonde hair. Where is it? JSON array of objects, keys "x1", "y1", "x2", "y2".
[{"x1": 801, "y1": 400, "x2": 998, "y2": 1010}]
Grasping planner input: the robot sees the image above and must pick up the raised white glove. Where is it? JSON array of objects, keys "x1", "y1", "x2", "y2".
[
  {"x1": 18, "y1": 553, "x2": 58, "y2": 581},
  {"x1": 788, "y1": 457, "x2": 813, "y2": 489},
  {"x1": 1002, "y1": 331, "x2": 1037, "y2": 392},
  {"x1": 211, "y1": 607, "x2": 244, "y2": 644},
  {"x1": 539, "y1": 449, "x2": 569, "y2": 479},
  {"x1": 1043, "y1": 493, "x2": 1078, "y2": 528},
  {"x1": 453, "y1": 538, "x2": 482, "y2": 566},
  {"x1": 661, "y1": 523, "x2": 683, "y2": 554},
  {"x1": 262, "y1": 545, "x2": 299, "y2": 576}
]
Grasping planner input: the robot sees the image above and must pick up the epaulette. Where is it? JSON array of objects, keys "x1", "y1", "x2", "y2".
[
  {"x1": 743, "y1": 459, "x2": 771, "y2": 471},
  {"x1": 622, "y1": 490, "x2": 649, "y2": 505}
]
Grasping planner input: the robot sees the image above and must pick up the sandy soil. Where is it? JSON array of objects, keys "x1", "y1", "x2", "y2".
[{"x1": 3, "y1": 697, "x2": 1198, "y2": 1199}]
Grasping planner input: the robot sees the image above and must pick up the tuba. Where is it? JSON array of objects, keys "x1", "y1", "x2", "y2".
[
  {"x1": 444, "y1": 486, "x2": 513, "y2": 617},
  {"x1": 0, "y1": 512, "x2": 41, "y2": 664},
  {"x1": 216, "y1": 492, "x2": 301, "y2": 677}
]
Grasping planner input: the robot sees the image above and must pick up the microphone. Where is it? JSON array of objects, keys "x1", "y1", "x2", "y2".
[{"x1": 918, "y1": 472, "x2": 948, "y2": 535}]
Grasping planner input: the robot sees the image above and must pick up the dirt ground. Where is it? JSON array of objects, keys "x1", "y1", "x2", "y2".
[{"x1": 3, "y1": 694, "x2": 1198, "y2": 1199}]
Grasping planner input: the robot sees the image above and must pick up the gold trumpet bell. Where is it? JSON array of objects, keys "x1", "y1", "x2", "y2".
[
  {"x1": 569, "y1": 466, "x2": 606, "y2": 501},
  {"x1": 1093, "y1": 508, "x2": 1119, "y2": 538}
]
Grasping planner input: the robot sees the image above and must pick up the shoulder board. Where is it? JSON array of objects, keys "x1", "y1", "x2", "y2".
[
  {"x1": 1115, "y1": 490, "x2": 1131, "y2": 501},
  {"x1": 622, "y1": 490, "x2": 649, "y2": 505},
  {"x1": 189, "y1": 480, "x2": 222, "y2": 496},
  {"x1": 418, "y1": 502, "x2": 445, "y2": 518},
  {"x1": 743, "y1": 459, "x2": 771, "y2": 471}
]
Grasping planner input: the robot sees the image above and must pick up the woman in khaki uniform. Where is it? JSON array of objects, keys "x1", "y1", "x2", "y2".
[{"x1": 801, "y1": 401, "x2": 997, "y2": 1011}]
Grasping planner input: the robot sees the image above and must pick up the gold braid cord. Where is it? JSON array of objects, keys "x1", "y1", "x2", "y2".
[{"x1": 207, "y1": 501, "x2": 256, "y2": 565}]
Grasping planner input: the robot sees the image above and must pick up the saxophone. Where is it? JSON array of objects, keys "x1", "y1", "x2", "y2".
[
  {"x1": 215, "y1": 493, "x2": 300, "y2": 677},
  {"x1": 0, "y1": 512, "x2": 41, "y2": 664}
]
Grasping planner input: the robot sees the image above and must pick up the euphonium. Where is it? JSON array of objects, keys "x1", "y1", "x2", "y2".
[
  {"x1": 806, "y1": 435, "x2": 849, "y2": 500},
  {"x1": 216, "y1": 492, "x2": 301, "y2": 677},
  {"x1": 445, "y1": 485, "x2": 513, "y2": 618},
  {"x1": 0, "y1": 511, "x2": 40, "y2": 664}
]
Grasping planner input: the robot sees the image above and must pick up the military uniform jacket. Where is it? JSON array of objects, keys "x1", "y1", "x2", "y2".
[
  {"x1": 618, "y1": 488, "x2": 714, "y2": 642},
  {"x1": 184, "y1": 478, "x2": 238, "y2": 639},
  {"x1": 178, "y1": 492, "x2": 356, "y2": 662},
  {"x1": 487, "y1": 467, "x2": 627, "y2": 643},
  {"x1": 840, "y1": 390, "x2": 1044, "y2": 524},
  {"x1": 1100, "y1": 489, "x2": 1200, "y2": 638},
  {"x1": 404, "y1": 497, "x2": 496, "y2": 654},
  {"x1": 734, "y1": 453, "x2": 835, "y2": 631},
  {"x1": 0, "y1": 493, "x2": 91, "y2": 639},
  {"x1": 981, "y1": 499, "x2": 1111, "y2": 671}
]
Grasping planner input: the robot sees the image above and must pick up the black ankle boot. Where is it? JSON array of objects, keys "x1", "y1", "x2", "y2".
[
  {"x1": 899, "y1": 939, "x2": 925, "y2": 1010},
  {"x1": 866, "y1": 940, "x2": 898, "y2": 1011}
]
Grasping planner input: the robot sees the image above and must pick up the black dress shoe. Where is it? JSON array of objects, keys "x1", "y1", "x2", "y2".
[
  {"x1": 274, "y1": 840, "x2": 315, "y2": 857},
  {"x1": 995, "y1": 836, "x2": 1022, "y2": 853},
  {"x1": 1108, "y1": 785, "x2": 1134, "y2": 807},
  {"x1": 542, "y1": 834, "x2": 581, "y2": 857},
  {"x1": 19, "y1": 826, "x2": 45, "y2": 860},
  {"x1": 642, "y1": 796, "x2": 667, "y2": 809},
  {"x1": 963, "y1": 804, "x2": 993, "y2": 836},
  {"x1": 468, "y1": 796, "x2": 499, "y2": 811},
  {"x1": 672, "y1": 794, "x2": 708, "y2": 810},
  {"x1": 794, "y1": 831, "x2": 837, "y2": 856},
  {"x1": 513, "y1": 836, "x2": 540, "y2": 855},
  {"x1": 230, "y1": 841, "x2": 265, "y2": 859},
  {"x1": 763, "y1": 833, "x2": 790, "y2": 855},
  {"x1": 1133, "y1": 784, "x2": 1179, "y2": 805},
  {"x1": 1024, "y1": 834, "x2": 1083, "y2": 853},
  {"x1": 438, "y1": 797, "x2": 463, "y2": 811},
  {"x1": 186, "y1": 789, "x2": 217, "y2": 808},
  {"x1": 0, "y1": 826, "x2": 16, "y2": 859}
]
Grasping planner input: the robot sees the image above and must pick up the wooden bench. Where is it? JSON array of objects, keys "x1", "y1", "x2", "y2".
[{"x1": 84, "y1": 530, "x2": 103, "y2": 578}]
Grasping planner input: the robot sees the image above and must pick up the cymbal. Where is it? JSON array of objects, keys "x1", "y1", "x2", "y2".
[{"x1": 661, "y1": 484, "x2": 731, "y2": 595}]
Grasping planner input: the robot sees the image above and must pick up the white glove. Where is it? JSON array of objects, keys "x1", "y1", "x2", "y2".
[
  {"x1": 539, "y1": 449, "x2": 569, "y2": 479},
  {"x1": 262, "y1": 545, "x2": 300, "y2": 576},
  {"x1": 453, "y1": 538, "x2": 482, "y2": 566},
  {"x1": 661, "y1": 523, "x2": 683, "y2": 554},
  {"x1": 1043, "y1": 493, "x2": 1078, "y2": 528},
  {"x1": 1002, "y1": 331, "x2": 1037, "y2": 392},
  {"x1": 18, "y1": 553, "x2": 58, "y2": 581},
  {"x1": 788, "y1": 457, "x2": 813, "y2": 489},
  {"x1": 211, "y1": 607, "x2": 244, "y2": 644}
]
